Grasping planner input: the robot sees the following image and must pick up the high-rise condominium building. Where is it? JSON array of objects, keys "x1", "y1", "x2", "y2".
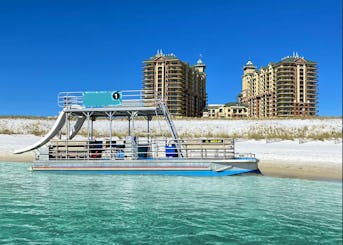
[
  {"x1": 143, "y1": 50, "x2": 206, "y2": 117},
  {"x1": 239, "y1": 53, "x2": 318, "y2": 118}
]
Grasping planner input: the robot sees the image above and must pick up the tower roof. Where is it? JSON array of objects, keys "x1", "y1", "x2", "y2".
[
  {"x1": 243, "y1": 59, "x2": 256, "y2": 70},
  {"x1": 279, "y1": 52, "x2": 316, "y2": 64},
  {"x1": 147, "y1": 49, "x2": 177, "y2": 60},
  {"x1": 193, "y1": 56, "x2": 206, "y2": 73},
  {"x1": 246, "y1": 60, "x2": 253, "y2": 66}
]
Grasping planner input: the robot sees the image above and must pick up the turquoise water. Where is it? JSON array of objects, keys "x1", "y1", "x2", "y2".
[{"x1": 0, "y1": 163, "x2": 341, "y2": 244}]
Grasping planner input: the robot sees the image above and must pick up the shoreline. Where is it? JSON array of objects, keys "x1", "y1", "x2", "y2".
[
  {"x1": 0, "y1": 151, "x2": 36, "y2": 163},
  {"x1": 0, "y1": 151, "x2": 341, "y2": 181},
  {"x1": 258, "y1": 160, "x2": 342, "y2": 181}
]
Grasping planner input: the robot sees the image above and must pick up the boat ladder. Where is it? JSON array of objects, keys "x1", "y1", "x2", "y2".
[{"x1": 159, "y1": 101, "x2": 184, "y2": 157}]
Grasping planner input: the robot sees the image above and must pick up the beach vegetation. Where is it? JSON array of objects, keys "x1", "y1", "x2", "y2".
[
  {"x1": 27, "y1": 122, "x2": 48, "y2": 136},
  {"x1": 0, "y1": 128, "x2": 17, "y2": 135},
  {"x1": 0, "y1": 118, "x2": 341, "y2": 141}
]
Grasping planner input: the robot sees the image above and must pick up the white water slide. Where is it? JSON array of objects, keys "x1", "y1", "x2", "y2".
[
  {"x1": 14, "y1": 110, "x2": 87, "y2": 154},
  {"x1": 68, "y1": 116, "x2": 86, "y2": 139},
  {"x1": 14, "y1": 110, "x2": 68, "y2": 154}
]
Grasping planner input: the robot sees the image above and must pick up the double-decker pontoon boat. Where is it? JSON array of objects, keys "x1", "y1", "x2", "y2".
[{"x1": 14, "y1": 90, "x2": 259, "y2": 176}]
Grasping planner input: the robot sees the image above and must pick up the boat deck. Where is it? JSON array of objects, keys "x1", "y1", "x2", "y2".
[{"x1": 40, "y1": 138, "x2": 245, "y2": 161}]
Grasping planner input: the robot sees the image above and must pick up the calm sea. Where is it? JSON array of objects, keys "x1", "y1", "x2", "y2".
[{"x1": 0, "y1": 163, "x2": 341, "y2": 244}]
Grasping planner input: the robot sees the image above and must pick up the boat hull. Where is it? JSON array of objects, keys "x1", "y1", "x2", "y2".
[{"x1": 30, "y1": 158, "x2": 259, "y2": 176}]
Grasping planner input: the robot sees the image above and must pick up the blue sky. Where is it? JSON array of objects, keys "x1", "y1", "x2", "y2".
[{"x1": 0, "y1": 0, "x2": 341, "y2": 116}]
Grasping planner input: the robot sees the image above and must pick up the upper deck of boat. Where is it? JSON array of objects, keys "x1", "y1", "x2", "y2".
[
  {"x1": 59, "y1": 90, "x2": 165, "y2": 118},
  {"x1": 64, "y1": 105, "x2": 164, "y2": 118}
]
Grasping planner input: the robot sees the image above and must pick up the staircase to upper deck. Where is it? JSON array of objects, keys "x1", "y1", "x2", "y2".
[{"x1": 159, "y1": 100, "x2": 184, "y2": 157}]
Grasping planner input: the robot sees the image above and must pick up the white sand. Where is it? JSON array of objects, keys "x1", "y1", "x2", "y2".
[
  {"x1": 235, "y1": 139, "x2": 341, "y2": 164},
  {"x1": 0, "y1": 134, "x2": 40, "y2": 162},
  {"x1": 235, "y1": 140, "x2": 342, "y2": 180}
]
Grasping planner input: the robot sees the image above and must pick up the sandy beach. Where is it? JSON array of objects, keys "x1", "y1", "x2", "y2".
[
  {"x1": 0, "y1": 134, "x2": 341, "y2": 181},
  {"x1": 235, "y1": 139, "x2": 342, "y2": 181}
]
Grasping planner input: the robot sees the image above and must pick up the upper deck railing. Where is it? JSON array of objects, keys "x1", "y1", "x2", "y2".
[{"x1": 58, "y1": 90, "x2": 156, "y2": 108}]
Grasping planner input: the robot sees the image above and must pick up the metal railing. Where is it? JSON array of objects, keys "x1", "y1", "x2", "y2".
[
  {"x1": 58, "y1": 92, "x2": 84, "y2": 107},
  {"x1": 58, "y1": 90, "x2": 157, "y2": 108},
  {"x1": 43, "y1": 138, "x2": 240, "y2": 161}
]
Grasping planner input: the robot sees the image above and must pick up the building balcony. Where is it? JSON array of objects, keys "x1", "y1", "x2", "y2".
[
  {"x1": 276, "y1": 102, "x2": 294, "y2": 108},
  {"x1": 276, "y1": 78, "x2": 294, "y2": 82},
  {"x1": 168, "y1": 84, "x2": 185, "y2": 88},
  {"x1": 277, "y1": 92, "x2": 294, "y2": 97},
  {"x1": 306, "y1": 85, "x2": 317, "y2": 89},
  {"x1": 277, "y1": 86, "x2": 294, "y2": 89},
  {"x1": 306, "y1": 90, "x2": 317, "y2": 94},
  {"x1": 277, "y1": 83, "x2": 294, "y2": 87},
  {"x1": 167, "y1": 90, "x2": 184, "y2": 95},
  {"x1": 276, "y1": 81, "x2": 294, "y2": 85},
  {"x1": 277, "y1": 91, "x2": 294, "y2": 95},
  {"x1": 277, "y1": 72, "x2": 295, "y2": 76},
  {"x1": 277, "y1": 99, "x2": 295, "y2": 103},
  {"x1": 144, "y1": 75, "x2": 154, "y2": 79},
  {"x1": 277, "y1": 68, "x2": 294, "y2": 72},
  {"x1": 276, "y1": 100, "x2": 294, "y2": 105},
  {"x1": 277, "y1": 72, "x2": 294, "y2": 76},
  {"x1": 276, "y1": 88, "x2": 294, "y2": 93},
  {"x1": 143, "y1": 77, "x2": 154, "y2": 80}
]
